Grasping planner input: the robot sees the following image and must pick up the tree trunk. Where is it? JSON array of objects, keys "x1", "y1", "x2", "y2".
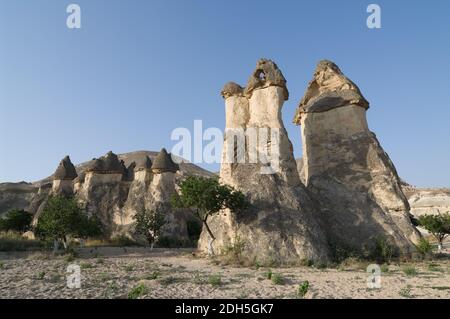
[
  {"x1": 203, "y1": 216, "x2": 215, "y2": 255},
  {"x1": 53, "y1": 240, "x2": 59, "y2": 254}
]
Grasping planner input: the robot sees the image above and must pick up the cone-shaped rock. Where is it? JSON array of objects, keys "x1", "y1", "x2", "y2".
[
  {"x1": 294, "y1": 60, "x2": 421, "y2": 256},
  {"x1": 151, "y1": 148, "x2": 179, "y2": 174},
  {"x1": 198, "y1": 59, "x2": 330, "y2": 264},
  {"x1": 54, "y1": 156, "x2": 77, "y2": 180}
]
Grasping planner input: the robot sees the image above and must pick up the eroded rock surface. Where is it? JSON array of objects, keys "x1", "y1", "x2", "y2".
[
  {"x1": 294, "y1": 60, "x2": 420, "y2": 256},
  {"x1": 198, "y1": 59, "x2": 330, "y2": 264}
]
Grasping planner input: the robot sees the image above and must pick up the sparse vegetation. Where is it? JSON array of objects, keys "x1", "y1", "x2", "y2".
[
  {"x1": 297, "y1": 281, "x2": 310, "y2": 298},
  {"x1": 371, "y1": 236, "x2": 396, "y2": 263},
  {"x1": 36, "y1": 271, "x2": 46, "y2": 280},
  {"x1": 265, "y1": 269, "x2": 273, "y2": 280},
  {"x1": 271, "y1": 273, "x2": 284, "y2": 285},
  {"x1": 399, "y1": 285, "x2": 413, "y2": 298},
  {"x1": 415, "y1": 238, "x2": 433, "y2": 256},
  {"x1": 220, "y1": 236, "x2": 246, "y2": 265},
  {"x1": 127, "y1": 283, "x2": 148, "y2": 299},
  {"x1": 427, "y1": 263, "x2": 444, "y2": 272},
  {"x1": 144, "y1": 271, "x2": 160, "y2": 280},
  {"x1": 402, "y1": 266, "x2": 418, "y2": 276},
  {"x1": 207, "y1": 274, "x2": 222, "y2": 286},
  {"x1": 380, "y1": 264, "x2": 389, "y2": 273}
]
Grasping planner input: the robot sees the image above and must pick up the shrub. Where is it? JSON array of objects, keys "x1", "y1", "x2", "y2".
[
  {"x1": 399, "y1": 286, "x2": 413, "y2": 298},
  {"x1": 402, "y1": 266, "x2": 417, "y2": 276},
  {"x1": 371, "y1": 237, "x2": 396, "y2": 263},
  {"x1": 265, "y1": 269, "x2": 273, "y2": 280},
  {"x1": 415, "y1": 238, "x2": 433, "y2": 256},
  {"x1": 207, "y1": 274, "x2": 222, "y2": 286},
  {"x1": 297, "y1": 281, "x2": 310, "y2": 298},
  {"x1": 127, "y1": 283, "x2": 148, "y2": 299},
  {"x1": 145, "y1": 271, "x2": 159, "y2": 280},
  {"x1": 221, "y1": 236, "x2": 246, "y2": 265},
  {"x1": 0, "y1": 209, "x2": 32, "y2": 232},
  {"x1": 271, "y1": 273, "x2": 284, "y2": 285}
]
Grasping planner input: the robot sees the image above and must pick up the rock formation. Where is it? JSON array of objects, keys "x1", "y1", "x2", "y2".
[
  {"x1": 52, "y1": 156, "x2": 77, "y2": 195},
  {"x1": 293, "y1": 60, "x2": 421, "y2": 256},
  {"x1": 199, "y1": 59, "x2": 330, "y2": 264},
  {"x1": 0, "y1": 150, "x2": 213, "y2": 243},
  {"x1": 402, "y1": 183, "x2": 450, "y2": 217}
]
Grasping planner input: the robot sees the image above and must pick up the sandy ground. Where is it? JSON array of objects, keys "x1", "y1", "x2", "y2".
[{"x1": 0, "y1": 247, "x2": 449, "y2": 299}]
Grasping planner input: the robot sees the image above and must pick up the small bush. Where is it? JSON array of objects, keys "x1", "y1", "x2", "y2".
[
  {"x1": 271, "y1": 273, "x2": 284, "y2": 285},
  {"x1": 372, "y1": 237, "x2": 396, "y2": 263},
  {"x1": 144, "y1": 271, "x2": 159, "y2": 280},
  {"x1": 207, "y1": 274, "x2": 222, "y2": 286},
  {"x1": 415, "y1": 238, "x2": 433, "y2": 256},
  {"x1": 80, "y1": 262, "x2": 94, "y2": 269},
  {"x1": 380, "y1": 264, "x2": 389, "y2": 273},
  {"x1": 96, "y1": 258, "x2": 104, "y2": 264},
  {"x1": 124, "y1": 265, "x2": 134, "y2": 272},
  {"x1": 399, "y1": 286, "x2": 413, "y2": 298},
  {"x1": 36, "y1": 271, "x2": 46, "y2": 280},
  {"x1": 297, "y1": 281, "x2": 310, "y2": 298},
  {"x1": 221, "y1": 236, "x2": 246, "y2": 265},
  {"x1": 402, "y1": 266, "x2": 417, "y2": 276},
  {"x1": 427, "y1": 263, "x2": 444, "y2": 272},
  {"x1": 265, "y1": 269, "x2": 273, "y2": 280},
  {"x1": 127, "y1": 283, "x2": 148, "y2": 299}
]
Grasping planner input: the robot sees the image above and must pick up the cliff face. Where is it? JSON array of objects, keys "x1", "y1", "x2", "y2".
[
  {"x1": 198, "y1": 59, "x2": 330, "y2": 264},
  {"x1": 0, "y1": 182, "x2": 38, "y2": 217},
  {"x1": 294, "y1": 60, "x2": 421, "y2": 255}
]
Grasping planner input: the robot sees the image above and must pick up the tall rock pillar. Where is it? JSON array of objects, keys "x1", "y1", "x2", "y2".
[
  {"x1": 293, "y1": 60, "x2": 421, "y2": 256},
  {"x1": 199, "y1": 59, "x2": 329, "y2": 264}
]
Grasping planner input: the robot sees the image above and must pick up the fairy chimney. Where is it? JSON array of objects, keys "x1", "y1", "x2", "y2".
[
  {"x1": 198, "y1": 59, "x2": 330, "y2": 264},
  {"x1": 52, "y1": 156, "x2": 77, "y2": 195},
  {"x1": 293, "y1": 60, "x2": 421, "y2": 254}
]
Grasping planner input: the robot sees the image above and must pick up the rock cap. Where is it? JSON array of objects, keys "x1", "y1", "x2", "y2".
[
  {"x1": 293, "y1": 60, "x2": 369, "y2": 124},
  {"x1": 244, "y1": 59, "x2": 289, "y2": 100},
  {"x1": 54, "y1": 156, "x2": 78, "y2": 180},
  {"x1": 151, "y1": 148, "x2": 179, "y2": 173}
]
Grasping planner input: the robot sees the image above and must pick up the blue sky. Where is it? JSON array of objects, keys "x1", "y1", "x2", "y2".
[{"x1": 0, "y1": 0, "x2": 449, "y2": 187}]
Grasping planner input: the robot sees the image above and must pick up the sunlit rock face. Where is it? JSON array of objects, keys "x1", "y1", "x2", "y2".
[
  {"x1": 294, "y1": 60, "x2": 421, "y2": 256},
  {"x1": 199, "y1": 59, "x2": 330, "y2": 264}
]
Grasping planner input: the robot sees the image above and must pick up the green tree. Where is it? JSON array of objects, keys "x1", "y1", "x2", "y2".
[
  {"x1": 35, "y1": 195, "x2": 101, "y2": 251},
  {"x1": 172, "y1": 176, "x2": 249, "y2": 255},
  {"x1": 133, "y1": 209, "x2": 166, "y2": 250},
  {"x1": 0, "y1": 209, "x2": 33, "y2": 233},
  {"x1": 417, "y1": 213, "x2": 450, "y2": 252}
]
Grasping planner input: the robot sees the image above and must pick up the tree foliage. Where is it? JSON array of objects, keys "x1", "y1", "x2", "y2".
[
  {"x1": 0, "y1": 209, "x2": 33, "y2": 233},
  {"x1": 35, "y1": 195, "x2": 102, "y2": 248},
  {"x1": 133, "y1": 209, "x2": 166, "y2": 248},
  {"x1": 417, "y1": 213, "x2": 450, "y2": 252},
  {"x1": 172, "y1": 176, "x2": 249, "y2": 254}
]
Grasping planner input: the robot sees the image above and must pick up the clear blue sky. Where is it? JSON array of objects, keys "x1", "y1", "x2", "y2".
[{"x1": 1, "y1": 0, "x2": 449, "y2": 188}]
